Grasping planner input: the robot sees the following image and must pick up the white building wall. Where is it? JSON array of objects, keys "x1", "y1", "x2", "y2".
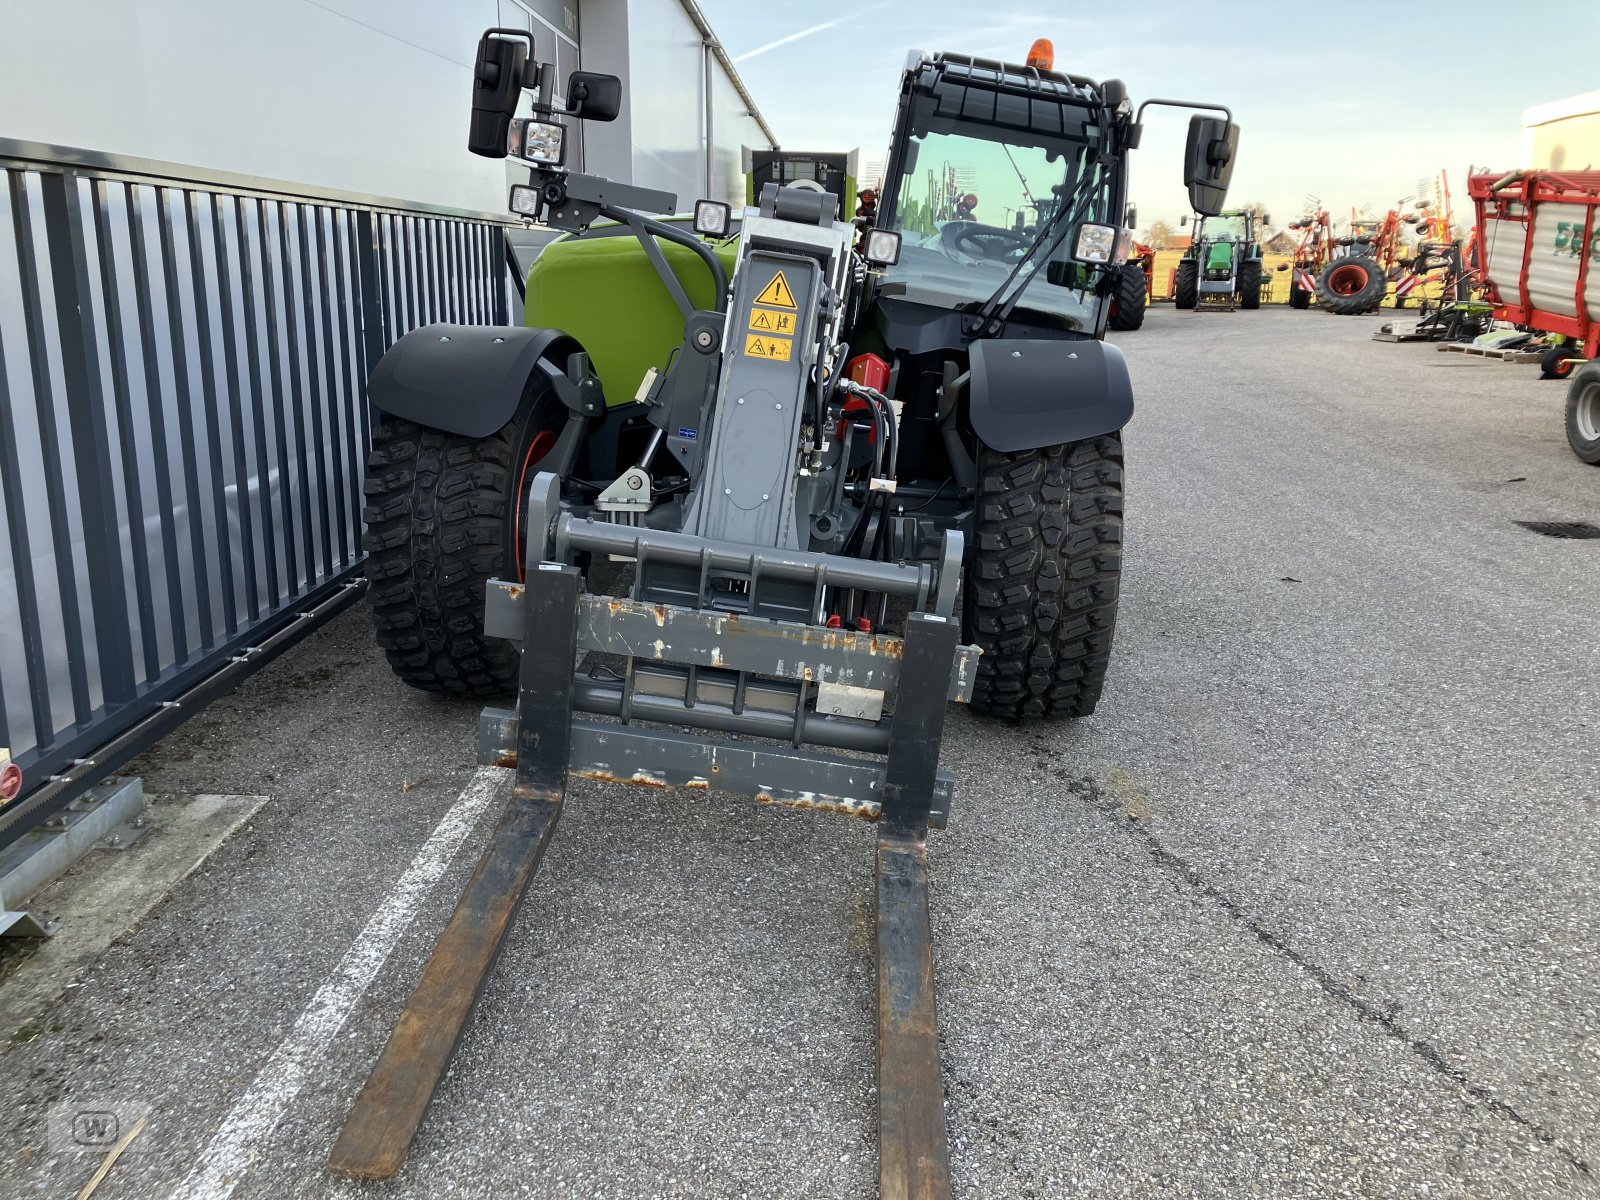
[
  {"x1": 618, "y1": 0, "x2": 711, "y2": 209},
  {"x1": 708, "y1": 54, "x2": 767, "y2": 206},
  {"x1": 0, "y1": 0, "x2": 772, "y2": 213},
  {"x1": 1521, "y1": 92, "x2": 1600, "y2": 172},
  {"x1": 578, "y1": 0, "x2": 777, "y2": 211},
  {"x1": 0, "y1": 0, "x2": 516, "y2": 212}
]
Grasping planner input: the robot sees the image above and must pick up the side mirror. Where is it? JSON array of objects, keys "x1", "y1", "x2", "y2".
[
  {"x1": 1124, "y1": 202, "x2": 1138, "y2": 228},
  {"x1": 469, "y1": 30, "x2": 532, "y2": 158},
  {"x1": 1182, "y1": 116, "x2": 1238, "y2": 217},
  {"x1": 1179, "y1": 214, "x2": 1189, "y2": 227},
  {"x1": 566, "y1": 72, "x2": 622, "y2": 122}
]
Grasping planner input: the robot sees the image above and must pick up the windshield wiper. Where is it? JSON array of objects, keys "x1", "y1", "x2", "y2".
[
  {"x1": 963, "y1": 176, "x2": 1098, "y2": 336},
  {"x1": 964, "y1": 137, "x2": 1110, "y2": 338}
]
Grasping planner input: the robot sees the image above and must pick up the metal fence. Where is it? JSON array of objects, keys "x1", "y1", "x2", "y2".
[{"x1": 0, "y1": 139, "x2": 520, "y2": 850}]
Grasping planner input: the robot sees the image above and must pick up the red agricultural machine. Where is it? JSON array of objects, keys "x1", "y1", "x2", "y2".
[
  {"x1": 1470, "y1": 168, "x2": 1600, "y2": 463},
  {"x1": 1281, "y1": 204, "x2": 1334, "y2": 308},
  {"x1": 1313, "y1": 201, "x2": 1419, "y2": 314}
]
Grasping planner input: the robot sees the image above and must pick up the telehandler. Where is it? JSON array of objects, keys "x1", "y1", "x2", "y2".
[{"x1": 331, "y1": 29, "x2": 1238, "y2": 1197}]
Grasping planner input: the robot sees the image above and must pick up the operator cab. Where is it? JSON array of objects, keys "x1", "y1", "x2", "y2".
[{"x1": 868, "y1": 51, "x2": 1130, "y2": 345}]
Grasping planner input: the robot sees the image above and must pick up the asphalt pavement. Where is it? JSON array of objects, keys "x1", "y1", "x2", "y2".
[{"x1": 1, "y1": 305, "x2": 1596, "y2": 1199}]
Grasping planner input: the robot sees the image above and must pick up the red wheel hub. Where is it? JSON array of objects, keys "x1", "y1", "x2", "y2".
[{"x1": 1326, "y1": 264, "x2": 1369, "y2": 296}]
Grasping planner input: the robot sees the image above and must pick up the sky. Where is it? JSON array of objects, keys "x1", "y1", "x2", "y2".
[{"x1": 697, "y1": 0, "x2": 1600, "y2": 237}]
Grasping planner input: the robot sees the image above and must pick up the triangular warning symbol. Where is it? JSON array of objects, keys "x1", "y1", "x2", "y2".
[
  {"x1": 754, "y1": 272, "x2": 797, "y2": 309},
  {"x1": 752, "y1": 310, "x2": 775, "y2": 330}
]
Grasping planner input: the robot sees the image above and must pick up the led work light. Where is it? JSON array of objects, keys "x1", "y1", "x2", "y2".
[
  {"x1": 863, "y1": 229, "x2": 902, "y2": 266},
  {"x1": 1073, "y1": 223, "x2": 1117, "y2": 264},
  {"x1": 693, "y1": 200, "x2": 731, "y2": 237},
  {"x1": 507, "y1": 118, "x2": 566, "y2": 166},
  {"x1": 508, "y1": 184, "x2": 542, "y2": 218}
]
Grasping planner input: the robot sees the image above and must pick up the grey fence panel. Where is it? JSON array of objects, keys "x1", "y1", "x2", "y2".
[{"x1": 0, "y1": 144, "x2": 519, "y2": 849}]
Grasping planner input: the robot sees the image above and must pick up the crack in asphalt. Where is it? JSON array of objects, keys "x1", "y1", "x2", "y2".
[{"x1": 1061, "y1": 772, "x2": 1593, "y2": 1178}]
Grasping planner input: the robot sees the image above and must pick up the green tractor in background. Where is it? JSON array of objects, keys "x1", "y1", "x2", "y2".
[{"x1": 1173, "y1": 208, "x2": 1265, "y2": 311}]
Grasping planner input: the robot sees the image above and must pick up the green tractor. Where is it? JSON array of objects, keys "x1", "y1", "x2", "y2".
[
  {"x1": 334, "y1": 29, "x2": 1239, "y2": 1197},
  {"x1": 1173, "y1": 208, "x2": 1265, "y2": 311}
]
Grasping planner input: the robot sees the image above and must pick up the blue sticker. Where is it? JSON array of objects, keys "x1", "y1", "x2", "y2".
[{"x1": 677, "y1": 427, "x2": 698, "y2": 441}]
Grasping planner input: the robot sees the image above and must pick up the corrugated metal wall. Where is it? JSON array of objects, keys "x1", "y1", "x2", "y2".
[{"x1": 0, "y1": 141, "x2": 518, "y2": 848}]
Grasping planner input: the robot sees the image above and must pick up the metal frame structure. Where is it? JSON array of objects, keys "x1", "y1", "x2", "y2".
[
  {"x1": 0, "y1": 139, "x2": 522, "y2": 854},
  {"x1": 332, "y1": 487, "x2": 969, "y2": 1198},
  {"x1": 1471, "y1": 168, "x2": 1600, "y2": 362}
]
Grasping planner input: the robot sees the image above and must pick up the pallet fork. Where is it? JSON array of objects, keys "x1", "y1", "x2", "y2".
[{"x1": 331, "y1": 474, "x2": 974, "y2": 1200}]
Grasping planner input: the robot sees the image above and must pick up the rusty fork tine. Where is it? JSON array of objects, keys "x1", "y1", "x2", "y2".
[
  {"x1": 328, "y1": 787, "x2": 563, "y2": 1179},
  {"x1": 875, "y1": 612, "x2": 959, "y2": 1200},
  {"x1": 877, "y1": 829, "x2": 952, "y2": 1200},
  {"x1": 330, "y1": 565, "x2": 583, "y2": 1180}
]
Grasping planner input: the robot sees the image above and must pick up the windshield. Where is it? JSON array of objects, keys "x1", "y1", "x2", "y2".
[
  {"x1": 1204, "y1": 214, "x2": 1249, "y2": 242},
  {"x1": 878, "y1": 124, "x2": 1108, "y2": 331}
]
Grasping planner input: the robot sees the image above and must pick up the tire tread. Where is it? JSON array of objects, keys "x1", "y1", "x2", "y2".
[
  {"x1": 963, "y1": 436, "x2": 1123, "y2": 721},
  {"x1": 362, "y1": 416, "x2": 522, "y2": 695}
]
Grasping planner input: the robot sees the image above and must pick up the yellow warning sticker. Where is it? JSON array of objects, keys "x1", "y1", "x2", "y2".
[
  {"x1": 748, "y1": 306, "x2": 796, "y2": 336},
  {"x1": 744, "y1": 333, "x2": 793, "y2": 361},
  {"x1": 754, "y1": 271, "x2": 797, "y2": 309}
]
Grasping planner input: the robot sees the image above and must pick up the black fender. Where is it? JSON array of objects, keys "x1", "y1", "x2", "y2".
[
  {"x1": 367, "y1": 323, "x2": 581, "y2": 438},
  {"x1": 967, "y1": 339, "x2": 1134, "y2": 453}
]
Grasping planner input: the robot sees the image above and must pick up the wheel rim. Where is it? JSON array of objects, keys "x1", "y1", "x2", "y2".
[
  {"x1": 1326, "y1": 264, "x2": 1369, "y2": 296},
  {"x1": 1577, "y1": 382, "x2": 1600, "y2": 443},
  {"x1": 512, "y1": 428, "x2": 560, "y2": 581}
]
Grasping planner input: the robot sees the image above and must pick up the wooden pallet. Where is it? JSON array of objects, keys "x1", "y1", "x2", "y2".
[{"x1": 1436, "y1": 342, "x2": 1541, "y2": 363}]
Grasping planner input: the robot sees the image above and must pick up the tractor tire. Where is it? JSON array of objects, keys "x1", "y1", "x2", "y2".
[
  {"x1": 1540, "y1": 344, "x2": 1578, "y2": 381},
  {"x1": 1289, "y1": 282, "x2": 1312, "y2": 310},
  {"x1": 1107, "y1": 264, "x2": 1147, "y2": 330},
  {"x1": 1238, "y1": 260, "x2": 1263, "y2": 309},
  {"x1": 363, "y1": 384, "x2": 564, "y2": 695},
  {"x1": 1315, "y1": 256, "x2": 1386, "y2": 315},
  {"x1": 1173, "y1": 259, "x2": 1198, "y2": 309},
  {"x1": 963, "y1": 435, "x2": 1123, "y2": 722},
  {"x1": 1566, "y1": 363, "x2": 1600, "y2": 465}
]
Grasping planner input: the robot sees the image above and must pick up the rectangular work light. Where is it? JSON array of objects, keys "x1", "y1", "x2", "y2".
[
  {"x1": 693, "y1": 199, "x2": 731, "y2": 237},
  {"x1": 863, "y1": 229, "x2": 902, "y2": 267},
  {"x1": 508, "y1": 184, "x2": 542, "y2": 218},
  {"x1": 507, "y1": 117, "x2": 566, "y2": 166},
  {"x1": 1072, "y1": 222, "x2": 1117, "y2": 264}
]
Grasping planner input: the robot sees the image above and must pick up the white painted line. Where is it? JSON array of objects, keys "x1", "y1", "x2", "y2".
[{"x1": 168, "y1": 766, "x2": 509, "y2": 1200}]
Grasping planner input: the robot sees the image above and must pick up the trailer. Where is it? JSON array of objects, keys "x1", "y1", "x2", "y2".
[{"x1": 1470, "y1": 169, "x2": 1600, "y2": 463}]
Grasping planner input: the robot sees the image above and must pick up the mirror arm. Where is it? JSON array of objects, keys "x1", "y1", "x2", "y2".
[
  {"x1": 1128, "y1": 97, "x2": 1234, "y2": 150},
  {"x1": 525, "y1": 61, "x2": 556, "y2": 115},
  {"x1": 1133, "y1": 97, "x2": 1234, "y2": 125}
]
